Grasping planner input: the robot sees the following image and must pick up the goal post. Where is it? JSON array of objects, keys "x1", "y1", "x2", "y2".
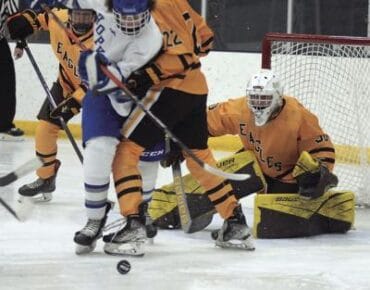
[{"x1": 262, "y1": 32, "x2": 370, "y2": 205}]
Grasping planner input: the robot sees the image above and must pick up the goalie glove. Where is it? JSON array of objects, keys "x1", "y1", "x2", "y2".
[
  {"x1": 50, "y1": 97, "x2": 81, "y2": 121},
  {"x1": 7, "y1": 10, "x2": 38, "y2": 40},
  {"x1": 292, "y1": 151, "x2": 338, "y2": 199},
  {"x1": 78, "y1": 50, "x2": 123, "y2": 96}
]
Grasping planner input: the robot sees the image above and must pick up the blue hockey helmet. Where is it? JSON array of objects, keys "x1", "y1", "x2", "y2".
[{"x1": 112, "y1": 0, "x2": 152, "y2": 36}]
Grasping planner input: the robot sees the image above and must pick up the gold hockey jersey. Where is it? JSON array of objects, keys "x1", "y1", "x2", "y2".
[
  {"x1": 145, "y1": 0, "x2": 214, "y2": 95},
  {"x1": 35, "y1": 9, "x2": 93, "y2": 101},
  {"x1": 207, "y1": 96, "x2": 335, "y2": 183}
]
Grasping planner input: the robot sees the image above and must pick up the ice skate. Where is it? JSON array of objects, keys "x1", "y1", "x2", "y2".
[
  {"x1": 213, "y1": 205, "x2": 255, "y2": 251},
  {"x1": 18, "y1": 160, "x2": 61, "y2": 202},
  {"x1": 139, "y1": 201, "x2": 158, "y2": 240},
  {"x1": 74, "y1": 201, "x2": 113, "y2": 255},
  {"x1": 103, "y1": 214, "x2": 146, "y2": 256}
]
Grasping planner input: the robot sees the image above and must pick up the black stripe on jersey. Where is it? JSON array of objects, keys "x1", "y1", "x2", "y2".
[
  {"x1": 148, "y1": 63, "x2": 163, "y2": 79},
  {"x1": 44, "y1": 12, "x2": 50, "y2": 27},
  {"x1": 182, "y1": 12, "x2": 190, "y2": 21},
  {"x1": 309, "y1": 147, "x2": 335, "y2": 154},
  {"x1": 178, "y1": 54, "x2": 190, "y2": 70},
  {"x1": 79, "y1": 31, "x2": 93, "y2": 43},
  {"x1": 191, "y1": 26, "x2": 200, "y2": 55},
  {"x1": 211, "y1": 191, "x2": 233, "y2": 206},
  {"x1": 201, "y1": 36, "x2": 214, "y2": 48},
  {"x1": 275, "y1": 167, "x2": 294, "y2": 179},
  {"x1": 117, "y1": 187, "x2": 142, "y2": 199},
  {"x1": 114, "y1": 175, "x2": 142, "y2": 187},
  {"x1": 318, "y1": 157, "x2": 335, "y2": 164},
  {"x1": 36, "y1": 151, "x2": 57, "y2": 158}
]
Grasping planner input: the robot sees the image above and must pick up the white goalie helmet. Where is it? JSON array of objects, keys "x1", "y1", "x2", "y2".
[{"x1": 246, "y1": 69, "x2": 283, "y2": 126}]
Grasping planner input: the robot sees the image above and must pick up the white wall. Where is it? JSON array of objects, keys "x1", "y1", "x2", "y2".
[{"x1": 10, "y1": 43, "x2": 261, "y2": 124}]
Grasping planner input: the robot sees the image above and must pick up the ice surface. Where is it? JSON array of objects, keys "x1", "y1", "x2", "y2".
[{"x1": 1, "y1": 139, "x2": 370, "y2": 290}]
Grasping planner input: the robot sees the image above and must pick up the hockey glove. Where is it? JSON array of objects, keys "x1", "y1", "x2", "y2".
[
  {"x1": 78, "y1": 50, "x2": 123, "y2": 96},
  {"x1": 126, "y1": 69, "x2": 154, "y2": 99},
  {"x1": 160, "y1": 142, "x2": 184, "y2": 168},
  {"x1": 7, "y1": 10, "x2": 38, "y2": 40},
  {"x1": 293, "y1": 151, "x2": 338, "y2": 199},
  {"x1": 50, "y1": 97, "x2": 81, "y2": 121}
]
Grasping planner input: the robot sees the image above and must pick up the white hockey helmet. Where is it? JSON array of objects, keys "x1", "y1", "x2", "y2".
[
  {"x1": 112, "y1": 0, "x2": 152, "y2": 36},
  {"x1": 246, "y1": 69, "x2": 283, "y2": 126}
]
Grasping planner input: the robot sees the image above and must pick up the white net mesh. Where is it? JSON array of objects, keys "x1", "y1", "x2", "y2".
[{"x1": 264, "y1": 34, "x2": 370, "y2": 205}]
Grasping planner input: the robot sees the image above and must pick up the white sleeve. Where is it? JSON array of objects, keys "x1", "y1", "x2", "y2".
[{"x1": 116, "y1": 18, "x2": 163, "y2": 79}]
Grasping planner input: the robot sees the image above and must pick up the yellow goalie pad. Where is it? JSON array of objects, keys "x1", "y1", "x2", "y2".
[
  {"x1": 149, "y1": 150, "x2": 266, "y2": 229},
  {"x1": 253, "y1": 190, "x2": 355, "y2": 238}
]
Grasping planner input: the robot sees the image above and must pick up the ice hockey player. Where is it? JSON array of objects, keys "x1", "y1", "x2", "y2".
[
  {"x1": 7, "y1": 7, "x2": 95, "y2": 202},
  {"x1": 96, "y1": 0, "x2": 255, "y2": 253},
  {"x1": 8, "y1": 1, "x2": 162, "y2": 256},
  {"x1": 153, "y1": 69, "x2": 355, "y2": 238}
]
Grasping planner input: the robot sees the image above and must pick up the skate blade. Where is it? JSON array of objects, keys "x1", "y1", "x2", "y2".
[
  {"x1": 75, "y1": 241, "x2": 97, "y2": 255},
  {"x1": 215, "y1": 236, "x2": 255, "y2": 251},
  {"x1": 104, "y1": 241, "x2": 145, "y2": 256},
  {"x1": 19, "y1": 192, "x2": 53, "y2": 203}
]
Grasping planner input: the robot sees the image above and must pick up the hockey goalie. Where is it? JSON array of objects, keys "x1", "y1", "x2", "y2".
[{"x1": 149, "y1": 69, "x2": 355, "y2": 239}]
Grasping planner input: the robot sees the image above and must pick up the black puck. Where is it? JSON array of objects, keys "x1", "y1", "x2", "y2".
[{"x1": 117, "y1": 260, "x2": 131, "y2": 274}]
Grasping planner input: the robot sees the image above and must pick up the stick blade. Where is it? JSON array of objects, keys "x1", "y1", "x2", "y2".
[
  {"x1": 204, "y1": 164, "x2": 250, "y2": 181},
  {"x1": 0, "y1": 158, "x2": 43, "y2": 187}
]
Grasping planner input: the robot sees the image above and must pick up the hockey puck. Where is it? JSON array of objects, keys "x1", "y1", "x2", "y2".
[{"x1": 117, "y1": 260, "x2": 131, "y2": 274}]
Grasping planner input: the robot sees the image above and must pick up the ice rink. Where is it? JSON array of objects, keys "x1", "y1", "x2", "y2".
[{"x1": 1, "y1": 139, "x2": 370, "y2": 290}]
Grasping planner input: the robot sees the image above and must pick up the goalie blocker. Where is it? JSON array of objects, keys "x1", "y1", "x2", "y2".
[{"x1": 150, "y1": 150, "x2": 355, "y2": 238}]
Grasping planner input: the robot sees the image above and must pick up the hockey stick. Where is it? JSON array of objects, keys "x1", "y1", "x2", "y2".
[
  {"x1": 20, "y1": 40, "x2": 83, "y2": 164},
  {"x1": 0, "y1": 158, "x2": 43, "y2": 187},
  {"x1": 42, "y1": 5, "x2": 249, "y2": 181},
  {"x1": 0, "y1": 158, "x2": 41, "y2": 220},
  {"x1": 0, "y1": 197, "x2": 34, "y2": 221}
]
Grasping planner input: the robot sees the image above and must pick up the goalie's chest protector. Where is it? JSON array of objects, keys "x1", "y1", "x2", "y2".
[{"x1": 239, "y1": 97, "x2": 305, "y2": 182}]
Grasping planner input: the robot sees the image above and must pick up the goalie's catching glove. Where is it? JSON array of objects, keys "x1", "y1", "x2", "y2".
[
  {"x1": 50, "y1": 97, "x2": 81, "y2": 121},
  {"x1": 293, "y1": 151, "x2": 338, "y2": 199}
]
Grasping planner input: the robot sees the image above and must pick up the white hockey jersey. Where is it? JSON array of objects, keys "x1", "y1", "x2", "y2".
[{"x1": 62, "y1": 0, "x2": 163, "y2": 116}]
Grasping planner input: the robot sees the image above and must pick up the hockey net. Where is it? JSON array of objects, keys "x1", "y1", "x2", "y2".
[{"x1": 262, "y1": 32, "x2": 370, "y2": 205}]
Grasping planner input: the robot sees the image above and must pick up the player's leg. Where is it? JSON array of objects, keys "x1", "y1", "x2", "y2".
[
  {"x1": 175, "y1": 94, "x2": 254, "y2": 250},
  {"x1": 18, "y1": 82, "x2": 66, "y2": 201},
  {"x1": 102, "y1": 89, "x2": 168, "y2": 255},
  {"x1": 73, "y1": 91, "x2": 124, "y2": 254}
]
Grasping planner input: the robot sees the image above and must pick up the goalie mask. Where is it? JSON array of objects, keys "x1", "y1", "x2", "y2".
[
  {"x1": 69, "y1": 9, "x2": 96, "y2": 35},
  {"x1": 246, "y1": 69, "x2": 283, "y2": 126},
  {"x1": 112, "y1": 0, "x2": 153, "y2": 36}
]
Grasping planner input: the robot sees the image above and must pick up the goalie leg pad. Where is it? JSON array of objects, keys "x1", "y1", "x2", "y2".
[
  {"x1": 149, "y1": 150, "x2": 266, "y2": 231},
  {"x1": 253, "y1": 191, "x2": 355, "y2": 238}
]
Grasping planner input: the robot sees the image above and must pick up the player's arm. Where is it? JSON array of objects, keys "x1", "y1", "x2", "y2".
[
  {"x1": 7, "y1": 9, "x2": 40, "y2": 40},
  {"x1": 181, "y1": 0, "x2": 214, "y2": 56},
  {"x1": 207, "y1": 99, "x2": 244, "y2": 137},
  {"x1": 297, "y1": 111, "x2": 335, "y2": 171},
  {"x1": 50, "y1": 84, "x2": 86, "y2": 120},
  {"x1": 293, "y1": 112, "x2": 337, "y2": 199}
]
